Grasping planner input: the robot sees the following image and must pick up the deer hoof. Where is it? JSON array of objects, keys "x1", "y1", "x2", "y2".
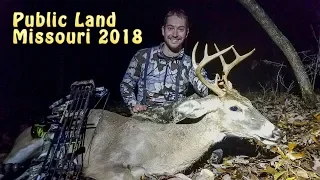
[{"x1": 210, "y1": 149, "x2": 223, "y2": 164}]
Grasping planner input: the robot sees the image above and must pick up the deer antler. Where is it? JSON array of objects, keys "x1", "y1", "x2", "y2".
[
  {"x1": 192, "y1": 42, "x2": 232, "y2": 97},
  {"x1": 192, "y1": 42, "x2": 255, "y2": 97},
  {"x1": 214, "y1": 44, "x2": 255, "y2": 90}
]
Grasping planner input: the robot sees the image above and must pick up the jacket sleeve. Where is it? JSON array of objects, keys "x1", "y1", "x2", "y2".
[
  {"x1": 120, "y1": 51, "x2": 144, "y2": 108},
  {"x1": 188, "y1": 65, "x2": 215, "y2": 97}
]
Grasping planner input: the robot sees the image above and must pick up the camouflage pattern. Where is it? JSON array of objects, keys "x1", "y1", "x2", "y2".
[
  {"x1": 120, "y1": 42, "x2": 213, "y2": 110},
  {"x1": 131, "y1": 93, "x2": 202, "y2": 124}
]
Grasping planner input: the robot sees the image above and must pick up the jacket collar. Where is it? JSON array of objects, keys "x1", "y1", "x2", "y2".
[{"x1": 156, "y1": 42, "x2": 185, "y2": 60}]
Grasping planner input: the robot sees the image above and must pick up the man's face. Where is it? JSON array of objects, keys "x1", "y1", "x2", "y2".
[{"x1": 162, "y1": 15, "x2": 189, "y2": 52}]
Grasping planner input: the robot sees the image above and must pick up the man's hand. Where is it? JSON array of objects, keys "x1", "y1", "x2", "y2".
[{"x1": 132, "y1": 104, "x2": 148, "y2": 113}]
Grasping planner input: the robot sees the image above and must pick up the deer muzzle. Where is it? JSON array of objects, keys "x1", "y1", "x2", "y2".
[
  {"x1": 271, "y1": 127, "x2": 282, "y2": 140},
  {"x1": 260, "y1": 126, "x2": 282, "y2": 145}
]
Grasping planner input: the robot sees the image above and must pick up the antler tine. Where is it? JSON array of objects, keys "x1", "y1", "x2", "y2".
[
  {"x1": 214, "y1": 44, "x2": 256, "y2": 89},
  {"x1": 191, "y1": 42, "x2": 199, "y2": 70},
  {"x1": 213, "y1": 43, "x2": 227, "y2": 68},
  {"x1": 192, "y1": 41, "x2": 233, "y2": 97}
]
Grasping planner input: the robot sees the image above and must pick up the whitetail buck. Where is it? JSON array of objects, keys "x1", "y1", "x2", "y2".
[{"x1": 2, "y1": 42, "x2": 282, "y2": 180}]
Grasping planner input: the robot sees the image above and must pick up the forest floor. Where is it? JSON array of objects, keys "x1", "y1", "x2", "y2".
[{"x1": 0, "y1": 91, "x2": 320, "y2": 180}]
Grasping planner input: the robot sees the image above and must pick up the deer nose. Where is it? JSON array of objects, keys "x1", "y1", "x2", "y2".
[{"x1": 272, "y1": 127, "x2": 282, "y2": 139}]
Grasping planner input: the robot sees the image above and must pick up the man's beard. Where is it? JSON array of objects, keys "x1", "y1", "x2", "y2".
[{"x1": 165, "y1": 37, "x2": 184, "y2": 53}]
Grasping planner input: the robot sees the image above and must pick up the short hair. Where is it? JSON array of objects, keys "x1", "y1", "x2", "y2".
[{"x1": 163, "y1": 8, "x2": 189, "y2": 29}]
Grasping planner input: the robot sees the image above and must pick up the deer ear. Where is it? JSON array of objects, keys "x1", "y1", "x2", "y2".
[{"x1": 175, "y1": 100, "x2": 208, "y2": 119}]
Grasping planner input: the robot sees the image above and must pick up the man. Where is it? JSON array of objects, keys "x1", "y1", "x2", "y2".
[{"x1": 120, "y1": 8, "x2": 213, "y2": 113}]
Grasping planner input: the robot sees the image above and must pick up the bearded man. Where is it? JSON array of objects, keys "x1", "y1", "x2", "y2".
[{"x1": 120, "y1": 8, "x2": 212, "y2": 113}]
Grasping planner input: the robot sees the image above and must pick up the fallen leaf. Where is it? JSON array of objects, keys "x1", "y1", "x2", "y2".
[
  {"x1": 273, "y1": 147, "x2": 287, "y2": 159},
  {"x1": 292, "y1": 121, "x2": 308, "y2": 126},
  {"x1": 311, "y1": 135, "x2": 320, "y2": 145},
  {"x1": 275, "y1": 159, "x2": 287, "y2": 169},
  {"x1": 288, "y1": 142, "x2": 297, "y2": 152},
  {"x1": 261, "y1": 165, "x2": 277, "y2": 175},
  {"x1": 285, "y1": 177, "x2": 295, "y2": 180},
  {"x1": 293, "y1": 168, "x2": 309, "y2": 178},
  {"x1": 286, "y1": 152, "x2": 304, "y2": 160},
  {"x1": 274, "y1": 170, "x2": 286, "y2": 180},
  {"x1": 313, "y1": 112, "x2": 320, "y2": 121}
]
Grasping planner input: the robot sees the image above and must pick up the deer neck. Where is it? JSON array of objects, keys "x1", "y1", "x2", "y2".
[
  {"x1": 191, "y1": 96, "x2": 225, "y2": 137},
  {"x1": 156, "y1": 118, "x2": 224, "y2": 173},
  {"x1": 192, "y1": 112, "x2": 225, "y2": 143},
  {"x1": 167, "y1": 113, "x2": 225, "y2": 163}
]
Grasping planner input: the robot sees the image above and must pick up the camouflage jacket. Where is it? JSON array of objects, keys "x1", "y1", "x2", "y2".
[{"x1": 120, "y1": 42, "x2": 213, "y2": 109}]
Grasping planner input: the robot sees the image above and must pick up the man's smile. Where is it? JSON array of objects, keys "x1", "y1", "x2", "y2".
[{"x1": 169, "y1": 37, "x2": 181, "y2": 44}]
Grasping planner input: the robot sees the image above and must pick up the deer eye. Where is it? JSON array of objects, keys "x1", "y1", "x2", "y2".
[{"x1": 230, "y1": 106, "x2": 240, "y2": 111}]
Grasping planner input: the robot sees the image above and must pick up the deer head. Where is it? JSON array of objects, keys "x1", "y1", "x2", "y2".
[{"x1": 177, "y1": 41, "x2": 282, "y2": 145}]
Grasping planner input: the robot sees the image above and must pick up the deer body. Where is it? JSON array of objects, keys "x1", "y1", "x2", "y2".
[
  {"x1": 82, "y1": 93, "x2": 280, "y2": 180},
  {"x1": 2, "y1": 42, "x2": 282, "y2": 180},
  {"x1": 82, "y1": 104, "x2": 224, "y2": 179}
]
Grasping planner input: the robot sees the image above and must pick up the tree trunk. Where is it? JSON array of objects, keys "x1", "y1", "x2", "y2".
[{"x1": 237, "y1": 0, "x2": 317, "y2": 108}]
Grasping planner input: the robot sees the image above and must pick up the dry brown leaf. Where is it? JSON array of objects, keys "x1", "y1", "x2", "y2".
[
  {"x1": 292, "y1": 121, "x2": 308, "y2": 126},
  {"x1": 261, "y1": 165, "x2": 277, "y2": 175},
  {"x1": 293, "y1": 168, "x2": 309, "y2": 178},
  {"x1": 313, "y1": 112, "x2": 320, "y2": 121},
  {"x1": 311, "y1": 135, "x2": 320, "y2": 145},
  {"x1": 285, "y1": 177, "x2": 296, "y2": 180},
  {"x1": 286, "y1": 152, "x2": 305, "y2": 161},
  {"x1": 288, "y1": 142, "x2": 297, "y2": 152},
  {"x1": 274, "y1": 170, "x2": 286, "y2": 180}
]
